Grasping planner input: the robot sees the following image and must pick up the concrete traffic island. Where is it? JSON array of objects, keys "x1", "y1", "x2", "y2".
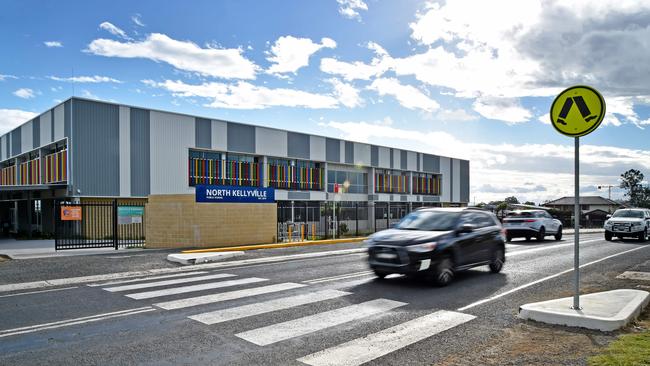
[
  {"x1": 167, "y1": 251, "x2": 245, "y2": 265},
  {"x1": 518, "y1": 289, "x2": 650, "y2": 331}
]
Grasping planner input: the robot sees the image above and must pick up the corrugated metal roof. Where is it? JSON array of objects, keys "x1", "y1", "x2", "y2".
[{"x1": 544, "y1": 196, "x2": 620, "y2": 206}]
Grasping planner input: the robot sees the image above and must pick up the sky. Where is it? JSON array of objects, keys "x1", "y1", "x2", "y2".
[{"x1": 1, "y1": 0, "x2": 650, "y2": 204}]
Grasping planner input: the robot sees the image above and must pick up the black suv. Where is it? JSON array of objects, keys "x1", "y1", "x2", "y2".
[{"x1": 367, "y1": 208, "x2": 506, "y2": 286}]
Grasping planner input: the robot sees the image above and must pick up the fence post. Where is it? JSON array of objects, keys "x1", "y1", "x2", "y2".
[
  {"x1": 54, "y1": 200, "x2": 59, "y2": 251},
  {"x1": 355, "y1": 203, "x2": 359, "y2": 236},
  {"x1": 113, "y1": 199, "x2": 118, "y2": 250}
]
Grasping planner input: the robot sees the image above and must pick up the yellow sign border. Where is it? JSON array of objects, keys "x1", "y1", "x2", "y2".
[{"x1": 549, "y1": 85, "x2": 605, "y2": 137}]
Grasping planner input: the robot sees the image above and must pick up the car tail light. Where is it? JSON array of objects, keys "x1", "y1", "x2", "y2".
[{"x1": 523, "y1": 219, "x2": 537, "y2": 222}]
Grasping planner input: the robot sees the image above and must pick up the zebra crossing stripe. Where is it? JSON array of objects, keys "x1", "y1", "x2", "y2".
[
  {"x1": 88, "y1": 271, "x2": 210, "y2": 287},
  {"x1": 297, "y1": 310, "x2": 476, "y2": 366},
  {"x1": 155, "y1": 283, "x2": 307, "y2": 310},
  {"x1": 103, "y1": 273, "x2": 236, "y2": 292},
  {"x1": 189, "y1": 289, "x2": 352, "y2": 325},
  {"x1": 236, "y1": 298, "x2": 406, "y2": 346},
  {"x1": 126, "y1": 277, "x2": 268, "y2": 300}
]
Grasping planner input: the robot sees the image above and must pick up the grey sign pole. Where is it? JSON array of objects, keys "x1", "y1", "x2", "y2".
[{"x1": 573, "y1": 137, "x2": 581, "y2": 310}]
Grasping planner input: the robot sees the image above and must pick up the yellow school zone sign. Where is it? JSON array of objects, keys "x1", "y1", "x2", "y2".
[{"x1": 550, "y1": 85, "x2": 606, "y2": 137}]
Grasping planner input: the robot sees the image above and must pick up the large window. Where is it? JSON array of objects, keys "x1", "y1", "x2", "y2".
[
  {"x1": 267, "y1": 158, "x2": 323, "y2": 191},
  {"x1": 412, "y1": 173, "x2": 441, "y2": 196},
  {"x1": 188, "y1": 150, "x2": 260, "y2": 187},
  {"x1": 327, "y1": 170, "x2": 368, "y2": 194},
  {"x1": 374, "y1": 170, "x2": 408, "y2": 194}
]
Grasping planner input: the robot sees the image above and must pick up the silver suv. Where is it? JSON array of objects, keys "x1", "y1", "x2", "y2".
[
  {"x1": 502, "y1": 210, "x2": 563, "y2": 242},
  {"x1": 604, "y1": 208, "x2": 650, "y2": 242}
]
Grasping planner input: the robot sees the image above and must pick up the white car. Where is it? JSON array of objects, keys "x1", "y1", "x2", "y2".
[
  {"x1": 604, "y1": 208, "x2": 650, "y2": 242},
  {"x1": 502, "y1": 210, "x2": 563, "y2": 242}
]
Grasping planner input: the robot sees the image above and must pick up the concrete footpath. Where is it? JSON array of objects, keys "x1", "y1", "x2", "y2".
[{"x1": 0, "y1": 239, "x2": 143, "y2": 260}]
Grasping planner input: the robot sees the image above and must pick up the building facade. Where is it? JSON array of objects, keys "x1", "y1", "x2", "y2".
[{"x1": 0, "y1": 98, "x2": 469, "y2": 245}]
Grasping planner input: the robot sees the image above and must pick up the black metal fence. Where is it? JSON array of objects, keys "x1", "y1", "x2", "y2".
[{"x1": 55, "y1": 200, "x2": 146, "y2": 250}]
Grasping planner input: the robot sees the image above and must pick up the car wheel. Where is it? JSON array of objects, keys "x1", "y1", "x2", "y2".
[
  {"x1": 536, "y1": 227, "x2": 546, "y2": 241},
  {"x1": 525, "y1": 236, "x2": 531, "y2": 242},
  {"x1": 605, "y1": 231, "x2": 612, "y2": 241},
  {"x1": 638, "y1": 230, "x2": 647, "y2": 243},
  {"x1": 373, "y1": 270, "x2": 388, "y2": 279},
  {"x1": 554, "y1": 226, "x2": 563, "y2": 241},
  {"x1": 430, "y1": 257, "x2": 454, "y2": 286},
  {"x1": 489, "y1": 248, "x2": 505, "y2": 273},
  {"x1": 506, "y1": 235, "x2": 512, "y2": 243}
]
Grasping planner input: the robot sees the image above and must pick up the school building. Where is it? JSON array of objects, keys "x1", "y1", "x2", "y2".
[{"x1": 0, "y1": 97, "x2": 469, "y2": 248}]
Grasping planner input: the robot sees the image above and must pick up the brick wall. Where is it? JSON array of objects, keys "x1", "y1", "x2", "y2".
[{"x1": 145, "y1": 194, "x2": 277, "y2": 249}]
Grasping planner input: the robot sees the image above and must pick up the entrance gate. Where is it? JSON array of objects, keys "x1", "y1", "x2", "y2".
[{"x1": 55, "y1": 200, "x2": 146, "y2": 250}]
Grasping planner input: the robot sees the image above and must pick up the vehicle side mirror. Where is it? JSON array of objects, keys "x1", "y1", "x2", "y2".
[
  {"x1": 552, "y1": 215, "x2": 558, "y2": 219},
  {"x1": 606, "y1": 214, "x2": 612, "y2": 219},
  {"x1": 457, "y1": 223, "x2": 475, "y2": 234}
]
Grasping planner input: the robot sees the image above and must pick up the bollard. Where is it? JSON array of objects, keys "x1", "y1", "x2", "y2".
[
  {"x1": 312, "y1": 223, "x2": 316, "y2": 241},
  {"x1": 288, "y1": 226, "x2": 292, "y2": 243},
  {"x1": 301, "y1": 224, "x2": 305, "y2": 241}
]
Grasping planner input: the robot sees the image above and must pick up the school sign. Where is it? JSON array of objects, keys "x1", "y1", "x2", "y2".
[{"x1": 195, "y1": 185, "x2": 275, "y2": 203}]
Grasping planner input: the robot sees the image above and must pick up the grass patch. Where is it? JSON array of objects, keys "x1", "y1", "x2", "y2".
[{"x1": 588, "y1": 312, "x2": 650, "y2": 366}]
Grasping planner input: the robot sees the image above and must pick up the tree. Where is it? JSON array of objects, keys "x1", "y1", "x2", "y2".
[
  {"x1": 620, "y1": 169, "x2": 645, "y2": 207},
  {"x1": 504, "y1": 196, "x2": 519, "y2": 204},
  {"x1": 495, "y1": 202, "x2": 508, "y2": 218},
  {"x1": 523, "y1": 201, "x2": 536, "y2": 206}
]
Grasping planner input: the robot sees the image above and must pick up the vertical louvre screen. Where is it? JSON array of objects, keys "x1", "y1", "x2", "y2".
[
  {"x1": 188, "y1": 157, "x2": 260, "y2": 187},
  {"x1": 43, "y1": 150, "x2": 68, "y2": 184},
  {"x1": 267, "y1": 164, "x2": 323, "y2": 190},
  {"x1": 412, "y1": 174, "x2": 441, "y2": 195}
]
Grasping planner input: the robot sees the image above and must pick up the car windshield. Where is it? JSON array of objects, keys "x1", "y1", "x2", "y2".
[
  {"x1": 395, "y1": 211, "x2": 460, "y2": 231},
  {"x1": 612, "y1": 210, "x2": 644, "y2": 218}
]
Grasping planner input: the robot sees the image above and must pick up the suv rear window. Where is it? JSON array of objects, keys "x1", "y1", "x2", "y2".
[{"x1": 506, "y1": 211, "x2": 535, "y2": 218}]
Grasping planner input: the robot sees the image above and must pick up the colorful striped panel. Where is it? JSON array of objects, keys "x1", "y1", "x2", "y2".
[
  {"x1": 374, "y1": 174, "x2": 408, "y2": 194},
  {"x1": 19, "y1": 159, "x2": 41, "y2": 185},
  {"x1": 43, "y1": 150, "x2": 68, "y2": 184},
  {"x1": 188, "y1": 158, "x2": 260, "y2": 187},
  {"x1": 412, "y1": 175, "x2": 441, "y2": 195},
  {"x1": 0, "y1": 165, "x2": 16, "y2": 186},
  {"x1": 266, "y1": 164, "x2": 322, "y2": 190}
]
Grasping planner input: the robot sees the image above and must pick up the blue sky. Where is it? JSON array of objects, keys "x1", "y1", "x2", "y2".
[{"x1": 2, "y1": 0, "x2": 650, "y2": 203}]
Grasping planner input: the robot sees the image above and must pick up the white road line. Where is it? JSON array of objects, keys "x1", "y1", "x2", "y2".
[
  {"x1": 126, "y1": 277, "x2": 268, "y2": 300},
  {"x1": 304, "y1": 271, "x2": 374, "y2": 284},
  {"x1": 236, "y1": 298, "x2": 406, "y2": 346},
  {"x1": 458, "y1": 244, "x2": 650, "y2": 312},
  {"x1": 87, "y1": 271, "x2": 209, "y2": 287},
  {"x1": 505, "y1": 239, "x2": 602, "y2": 258},
  {"x1": 155, "y1": 283, "x2": 307, "y2": 310},
  {"x1": 0, "y1": 307, "x2": 156, "y2": 338},
  {"x1": 297, "y1": 310, "x2": 475, "y2": 366},
  {"x1": 0, "y1": 248, "x2": 366, "y2": 293},
  {"x1": 189, "y1": 289, "x2": 352, "y2": 325},
  {"x1": 0, "y1": 286, "x2": 78, "y2": 298},
  {"x1": 103, "y1": 273, "x2": 236, "y2": 292}
]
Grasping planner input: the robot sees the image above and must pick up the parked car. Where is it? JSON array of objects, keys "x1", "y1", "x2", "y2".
[
  {"x1": 366, "y1": 207, "x2": 506, "y2": 286},
  {"x1": 604, "y1": 208, "x2": 650, "y2": 242},
  {"x1": 502, "y1": 210, "x2": 562, "y2": 242}
]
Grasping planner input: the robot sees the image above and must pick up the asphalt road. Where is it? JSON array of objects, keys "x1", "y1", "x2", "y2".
[{"x1": 0, "y1": 232, "x2": 649, "y2": 366}]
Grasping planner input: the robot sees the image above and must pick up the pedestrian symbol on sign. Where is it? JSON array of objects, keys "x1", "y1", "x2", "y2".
[{"x1": 550, "y1": 85, "x2": 605, "y2": 137}]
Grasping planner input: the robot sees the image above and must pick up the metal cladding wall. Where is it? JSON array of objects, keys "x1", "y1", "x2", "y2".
[
  {"x1": 72, "y1": 99, "x2": 120, "y2": 196},
  {"x1": 0, "y1": 98, "x2": 471, "y2": 204}
]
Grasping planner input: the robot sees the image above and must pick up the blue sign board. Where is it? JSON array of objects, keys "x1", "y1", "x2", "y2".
[{"x1": 195, "y1": 185, "x2": 275, "y2": 203}]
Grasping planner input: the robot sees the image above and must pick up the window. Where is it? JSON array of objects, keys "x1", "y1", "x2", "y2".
[
  {"x1": 267, "y1": 158, "x2": 323, "y2": 190},
  {"x1": 412, "y1": 173, "x2": 441, "y2": 195},
  {"x1": 327, "y1": 170, "x2": 368, "y2": 194},
  {"x1": 375, "y1": 170, "x2": 408, "y2": 194},
  {"x1": 188, "y1": 149, "x2": 260, "y2": 187}
]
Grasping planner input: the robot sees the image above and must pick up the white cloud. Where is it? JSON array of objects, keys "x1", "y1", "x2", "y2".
[
  {"x1": 99, "y1": 21, "x2": 130, "y2": 40},
  {"x1": 44, "y1": 41, "x2": 63, "y2": 48},
  {"x1": 368, "y1": 78, "x2": 439, "y2": 112},
  {"x1": 472, "y1": 97, "x2": 532, "y2": 124},
  {"x1": 320, "y1": 42, "x2": 391, "y2": 81},
  {"x1": 131, "y1": 14, "x2": 145, "y2": 27},
  {"x1": 86, "y1": 33, "x2": 258, "y2": 79},
  {"x1": 328, "y1": 78, "x2": 363, "y2": 108},
  {"x1": 13, "y1": 88, "x2": 35, "y2": 99},
  {"x1": 434, "y1": 108, "x2": 479, "y2": 122},
  {"x1": 538, "y1": 113, "x2": 550, "y2": 125},
  {"x1": 267, "y1": 36, "x2": 336, "y2": 75},
  {"x1": 0, "y1": 74, "x2": 17, "y2": 81},
  {"x1": 323, "y1": 119, "x2": 650, "y2": 202},
  {"x1": 337, "y1": 0, "x2": 368, "y2": 21},
  {"x1": 0, "y1": 109, "x2": 37, "y2": 134},
  {"x1": 144, "y1": 79, "x2": 340, "y2": 109},
  {"x1": 81, "y1": 90, "x2": 99, "y2": 99},
  {"x1": 48, "y1": 75, "x2": 122, "y2": 83}
]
